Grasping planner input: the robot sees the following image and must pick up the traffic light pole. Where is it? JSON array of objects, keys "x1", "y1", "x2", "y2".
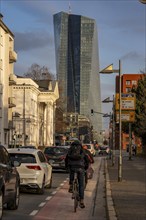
[{"x1": 91, "y1": 109, "x2": 110, "y2": 116}]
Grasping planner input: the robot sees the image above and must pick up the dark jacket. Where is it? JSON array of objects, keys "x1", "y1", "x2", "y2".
[
  {"x1": 65, "y1": 148, "x2": 89, "y2": 171},
  {"x1": 83, "y1": 149, "x2": 94, "y2": 164}
]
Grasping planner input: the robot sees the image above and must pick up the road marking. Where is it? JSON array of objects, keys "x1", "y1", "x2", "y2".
[
  {"x1": 46, "y1": 196, "x2": 52, "y2": 200},
  {"x1": 29, "y1": 179, "x2": 68, "y2": 216},
  {"x1": 39, "y1": 202, "x2": 46, "y2": 207},
  {"x1": 30, "y1": 210, "x2": 38, "y2": 216}
]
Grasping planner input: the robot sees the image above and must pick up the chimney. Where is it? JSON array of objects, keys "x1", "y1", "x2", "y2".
[{"x1": 0, "y1": 14, "x2": 3, "y2": 20}]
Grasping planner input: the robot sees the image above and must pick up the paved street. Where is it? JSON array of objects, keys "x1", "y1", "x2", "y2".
[{"x1": 2, "y1": 153, "x2": 145, "y2": 220}]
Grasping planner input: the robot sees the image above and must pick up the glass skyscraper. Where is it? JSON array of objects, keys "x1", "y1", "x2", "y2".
[{"x1": 53, "y1": 11, "x2": 102, "y2": 132}]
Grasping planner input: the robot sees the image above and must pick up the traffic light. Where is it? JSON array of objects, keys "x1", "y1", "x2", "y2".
[{"x1": 91, "y1": 109, "x2": 94, "y2": 115}]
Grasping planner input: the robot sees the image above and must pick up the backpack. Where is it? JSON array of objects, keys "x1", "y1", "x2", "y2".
[{"x1": 68, "y1": 145, "x2": 82, "y2": 161}]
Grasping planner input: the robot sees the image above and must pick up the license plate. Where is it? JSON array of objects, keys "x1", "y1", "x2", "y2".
[{"x1": 53, "y1": 163, "x2": 59, "y2": 167}]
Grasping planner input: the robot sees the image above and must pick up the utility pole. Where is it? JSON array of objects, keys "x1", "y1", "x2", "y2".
[{"x1": 23, "y1": 84, "x2": 26, "y2": 146}]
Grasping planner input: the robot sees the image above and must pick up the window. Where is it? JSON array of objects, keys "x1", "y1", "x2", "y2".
[
  {"x1": 38, "y1": 151, "x2": 46, "y2": 163},
  {"x1": 126, "y1": 80, "x2": 131, "y2": 85},
  {"x1": 0, "y1": 34, "x2": 3, "y2": 46},
  {"x1": 9, "y1": 153, "x2": 36, "y2": 163},
  {"x1": 126, "y1": 87, "x2": 131, "y2": 93},
  {"x1": 0, "y1": 59, "x2": 2, "y2": 70},
  {"x1": 132, "y1": 80, "x2": 137, "y2": 85}
]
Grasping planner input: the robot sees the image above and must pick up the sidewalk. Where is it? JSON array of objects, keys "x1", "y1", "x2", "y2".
[{"x1": 106, "y1": 152, "x2": 146, "y2": 220}]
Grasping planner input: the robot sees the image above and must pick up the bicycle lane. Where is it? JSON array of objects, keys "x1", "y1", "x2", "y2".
[{"x1": 32, "y1": 157, "x2": 105, "y2": 220}]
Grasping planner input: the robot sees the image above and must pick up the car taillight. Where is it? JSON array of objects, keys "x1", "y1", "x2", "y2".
[{"x1": 26, "y1": 165, "x2": 41, "y2": 170}]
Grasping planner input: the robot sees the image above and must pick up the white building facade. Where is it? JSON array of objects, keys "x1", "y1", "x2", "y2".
[
  {"x1": 10, "y1": 78, "x2": 59, "y2": 148},
  {"x1": 0, "y1": 14, "x2": 17, "y2": 147},
  {"x1": 0, "y1": 14, "x2": 59, "y2": 148}
]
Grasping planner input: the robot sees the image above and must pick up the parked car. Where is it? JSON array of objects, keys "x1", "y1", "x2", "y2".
[
  {"x1": 44, "y1": 146, "x2": 69, "y2": 170},
  {"x1": 98, "y1": 145, "x2": 110, "y2": 155},
  {"x1": 0, "y1": 145, "x2": 21, "y2": 219},
  {"x1": 7, "y1": 148, "x2": 52, "y2": 194},
  {"x1": 83, "y1": 144, "x2": 96, "y2": 156},
  {"x1": 18, "y1": 145, "x2": 36, "y2": 149}
]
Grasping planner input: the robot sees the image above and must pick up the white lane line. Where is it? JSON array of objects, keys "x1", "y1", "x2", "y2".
[
  {"x1": 46, "y1": 196, "x2": 52, "y2": 201},
  {"x1": 30, "y1": 210, "x2": 38, "y2": 216},
  {"x1": 51, "y1": 191, "x2": 57, "y2": 195},
  {"x1": 39, "y1": 202, "x2": 46, "y2": 207}
]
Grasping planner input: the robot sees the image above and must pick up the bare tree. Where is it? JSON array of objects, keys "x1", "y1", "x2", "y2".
[{"x1": 23, "y1": 63, "x2": 55, "y2": 80}]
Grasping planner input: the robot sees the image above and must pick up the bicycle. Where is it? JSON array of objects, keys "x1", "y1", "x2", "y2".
[{"x1": 72, "y1": 171, "x2": 80, "y2": 212}]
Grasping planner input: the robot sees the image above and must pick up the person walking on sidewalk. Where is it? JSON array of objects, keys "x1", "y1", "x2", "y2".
[{"x1": 65, "y1": 141, "x2": 89, "y2": 208}]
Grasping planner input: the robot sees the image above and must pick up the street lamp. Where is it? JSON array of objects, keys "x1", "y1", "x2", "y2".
[
  {"x1": 23, "y1": 83, "x2": 26, "y2": 146},
  {"x1": 100, "y1": 60, "x2": 122, "y2": 182},
  {"x1": 102, "y1": 95, "x2": 115, "y2": 166}
]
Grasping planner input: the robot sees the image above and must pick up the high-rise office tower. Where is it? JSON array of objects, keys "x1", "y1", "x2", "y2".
[{"x1": 53, "y1": 11, "x2": 102, "y2": 133}]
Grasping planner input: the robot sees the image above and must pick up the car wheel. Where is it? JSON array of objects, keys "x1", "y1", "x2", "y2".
[
  {"x1": 38, "y1": 176, "x2": 45, "y2": 194},
  {"x1": 0, "y1": 190, "x2": 3, "y2": 220},
  {"x1": 7, "y1": 184, "x2": 20, "y2": 210}
]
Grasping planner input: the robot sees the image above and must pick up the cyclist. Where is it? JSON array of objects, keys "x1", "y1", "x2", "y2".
[
  {"x1": 82, "y1": 145, "x2": 94, "y2": 163},
  {"x1": 82, "y1": 145, "x2": 94, "y2": 186},
  {"x1": 65, "y1": 141, "x2": 89, "y2": 208}
]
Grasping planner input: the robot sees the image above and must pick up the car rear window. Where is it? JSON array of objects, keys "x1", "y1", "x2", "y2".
[
  {"x1": 44, "y1": 147, "x2": 67, "y2": 155},
  {"x1": 9, "y1": 153, "x2": 36, "y2": 163}
]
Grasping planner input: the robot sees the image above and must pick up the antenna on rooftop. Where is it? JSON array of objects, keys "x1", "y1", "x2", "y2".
[{"x1": 68, "y1": 1, "x2": 71, "y2": 14}]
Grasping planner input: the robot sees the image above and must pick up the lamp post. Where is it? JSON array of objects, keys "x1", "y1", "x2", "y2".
[
  {"x1": 23, "y1": 83, "x2": 26, "y2": 146},
  {"x1": 100, "y1": 60, "x2": 122, "y2": 182},
  {"x1": 102, "y1": 95, "x2": 115, "y2": 166}
]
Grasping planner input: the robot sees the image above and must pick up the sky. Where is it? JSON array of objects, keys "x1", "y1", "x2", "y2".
[{"x1": 0, "y1": 0, "x2": 146, "y2": 128}]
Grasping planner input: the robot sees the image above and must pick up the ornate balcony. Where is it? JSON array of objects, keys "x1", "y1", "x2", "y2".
[
  {"x1": 9, "y1": 50, "x2": 17, "y2": 63},
  {"x1": 9, "y1": 74, "x2": 17, "y2": 85}
]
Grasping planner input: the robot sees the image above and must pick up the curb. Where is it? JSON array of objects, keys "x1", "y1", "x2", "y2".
[{"x1": 105, "y1": 160, "x2": 117, "y2": 220}]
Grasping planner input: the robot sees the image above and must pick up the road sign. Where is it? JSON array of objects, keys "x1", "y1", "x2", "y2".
[
  {"x1": 115, "y1": 93, "x2": 136, "y2": 110},
  {"x1": 116, "y1": 111, "x2": 135, "y2": 122}
]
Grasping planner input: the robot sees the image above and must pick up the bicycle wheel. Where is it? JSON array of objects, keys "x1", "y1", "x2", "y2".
[{"x1": 74, "y1": 184, "x2": 78, "y2": 212}]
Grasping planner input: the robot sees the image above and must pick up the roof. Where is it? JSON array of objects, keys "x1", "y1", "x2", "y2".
[
  {"x1": 7, "y1": 148, "x2": 39, "y2": 154},
  {"x1": 35, "y1": 80, "x2": 57, "y2": 92}
]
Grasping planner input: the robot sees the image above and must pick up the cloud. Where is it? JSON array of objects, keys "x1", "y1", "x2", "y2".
[
  {"x1": 121, "y1": 51, "x2": 143, "y2": 61},
  {"x1": 14, "y1": 30, "x2": 54, "y2": 52}
]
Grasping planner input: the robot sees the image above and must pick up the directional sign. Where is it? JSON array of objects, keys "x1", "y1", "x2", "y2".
[
  {"x1": 116, "y1": 111, "x2": 135, "y2": 122},
  {"x1": 115, "y1": 93, "x2": 136, "y2": 110}
]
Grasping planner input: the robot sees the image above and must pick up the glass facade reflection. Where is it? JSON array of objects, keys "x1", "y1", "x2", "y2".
[{"x1": 53, "y1": 12, "x2": 102, "y2": 132}]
